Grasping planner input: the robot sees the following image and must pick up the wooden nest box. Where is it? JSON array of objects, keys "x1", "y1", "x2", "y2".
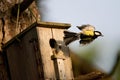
[{"x1": 2, "y1": 22, "x2": 74, "y2": 80}]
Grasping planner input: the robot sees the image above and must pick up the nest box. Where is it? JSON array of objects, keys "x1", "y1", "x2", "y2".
[{"x1": 2, "y1": 22, "x2": 74, "y2": 80}]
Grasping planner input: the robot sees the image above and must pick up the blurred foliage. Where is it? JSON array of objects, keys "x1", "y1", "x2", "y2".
[
  {"x1": 78, "y1": 45, "x2": 98, "y2": 63},
  {"x1": 70, "y1": 44, "x2": 113, "y2": 80},
  {"x1": 70, "y1": 52, "x2": 113, "y2": 80},
  {"x1": 70, "y1": 51, "x2": 99, "y2": 77},
  {"x1": 113, "y1": 49, "x2": 120, "y2": 80},
  {"x1": 70, "y1": 46, "x2": 120, "y2": 80},
  {"x1": 115, "y1": 65, "x2": 120, "y2": 80}
]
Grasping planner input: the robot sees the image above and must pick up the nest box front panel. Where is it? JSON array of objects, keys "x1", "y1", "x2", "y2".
[{"x1": 36, "y1": 27, "x2": 73, "y2": 79}]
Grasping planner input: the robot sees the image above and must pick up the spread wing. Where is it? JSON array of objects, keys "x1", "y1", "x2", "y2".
[
  {"x1": 77, "y1": 24, "x2": 95, "y2": 31},
  {"x1": 64, "y1": 30, "x2": 80, "y2": 45}
]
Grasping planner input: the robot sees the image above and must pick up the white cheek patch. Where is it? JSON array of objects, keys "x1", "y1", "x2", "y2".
[{"x1": 95, "y1": 32, "x2": 100, "y2": 35}]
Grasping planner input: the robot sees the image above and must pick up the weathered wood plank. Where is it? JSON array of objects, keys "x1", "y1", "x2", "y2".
[
  {"x1": 5, "y1": 28, "x2": 41, "y2": 80},
  {"x1": 51, "y1": 28, "x2": 74, "y2": 79},
  {"x1": 54, "y1": 59, "x2": 66, "y2": 79},
  {"x1": 37, "y1": 21, "x2": 71, "y2": 29},
  {"x1": 36, "y1": 27, "x2": 56, "y2": 79}
]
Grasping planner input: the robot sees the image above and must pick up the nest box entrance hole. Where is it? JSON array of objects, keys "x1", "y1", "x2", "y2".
[{"x1": 49, "y1": 38, "x2": 57, "y2": 48}]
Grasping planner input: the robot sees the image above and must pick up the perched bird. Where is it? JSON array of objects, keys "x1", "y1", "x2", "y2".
[{"x1": 64, "y1": 24, "x2": 103, "y2": 45}]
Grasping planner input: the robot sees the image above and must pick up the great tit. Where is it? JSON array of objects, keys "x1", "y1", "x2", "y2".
[{"x1": 64, "y1": 24, "x2": 103, "y2": 45}]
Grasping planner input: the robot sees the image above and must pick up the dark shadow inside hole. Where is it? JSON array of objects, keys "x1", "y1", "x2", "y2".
[{"x1": 49, "y1": 38, "x2": 57, "y2": 48}]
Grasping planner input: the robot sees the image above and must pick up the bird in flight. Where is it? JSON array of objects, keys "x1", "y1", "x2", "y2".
[{"x1": 64, "y1": 24, "x2": 103, "y2": 45}]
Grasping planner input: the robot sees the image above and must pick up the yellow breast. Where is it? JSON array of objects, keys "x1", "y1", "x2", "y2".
[{"x1": 83, "y1": 30, "x2": 94, "y2": 36}]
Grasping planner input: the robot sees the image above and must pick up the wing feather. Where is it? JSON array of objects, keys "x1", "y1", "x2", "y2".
[
  {"x1": 64, "y1": 31, "x2": 80, "y2": 45},
  {"x1": 77, "y1": 24, "x2": 95, "y2": 31}
]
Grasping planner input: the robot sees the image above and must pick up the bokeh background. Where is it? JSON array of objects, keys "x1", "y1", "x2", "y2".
[{"x1": 38, "y1": 0, "x2": 120, "y2": 79}]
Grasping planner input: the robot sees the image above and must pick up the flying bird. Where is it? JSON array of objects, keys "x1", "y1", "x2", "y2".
[{"x1": 64, "y1": 24, "x2": 103, "y2": 45}]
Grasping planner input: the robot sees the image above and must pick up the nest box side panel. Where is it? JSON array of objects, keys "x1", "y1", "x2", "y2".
[
  {"x1": 52, "y1": 29, "x2": 74, "y2": 79},
  {"x1": 36, "y1": 27, "x2": 56, "y2": 79},
  {"x1": 5, "y1": 28, "x2": 41, "y2": 80}
]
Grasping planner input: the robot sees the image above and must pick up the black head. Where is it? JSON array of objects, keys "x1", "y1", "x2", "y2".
[{"x1": 92, "y1": 31, "x2": 103, "y2": 39}]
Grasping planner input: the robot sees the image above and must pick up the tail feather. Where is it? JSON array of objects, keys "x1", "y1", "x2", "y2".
[{"x1": 64, "y1": 31, "x2": 79, "y2": 45}]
